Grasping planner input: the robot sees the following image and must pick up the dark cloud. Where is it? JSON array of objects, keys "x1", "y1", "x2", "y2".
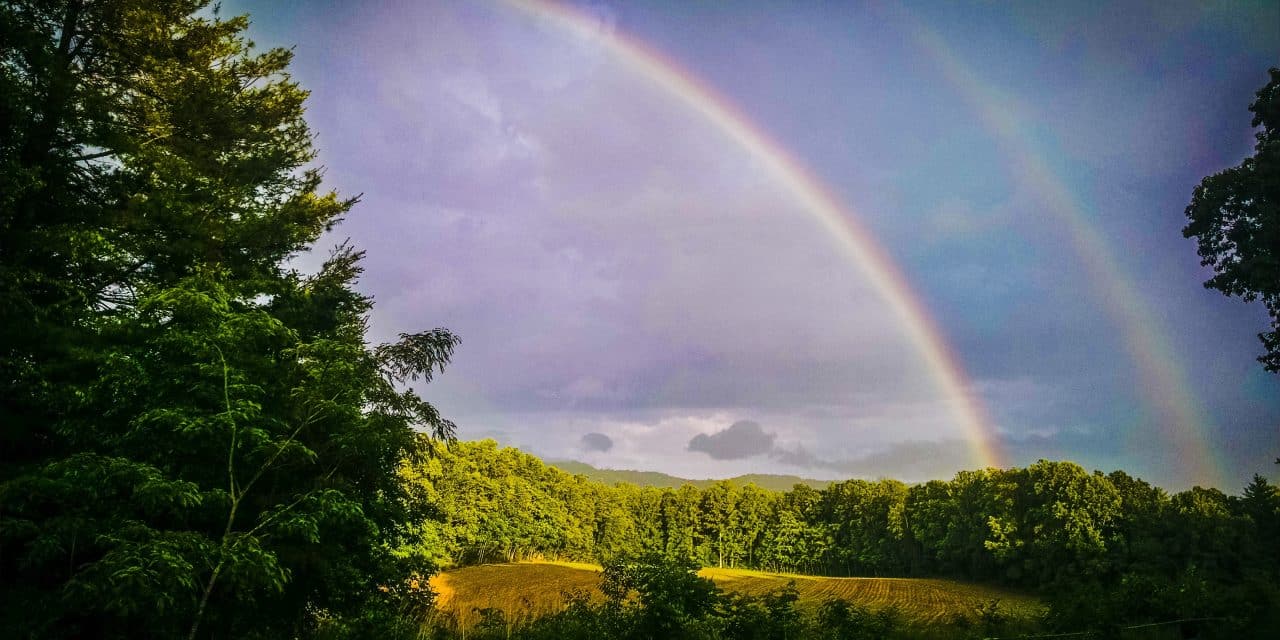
[
  {"x1": 688, "y1": 420, "x2": 776, "y2": 460},
  {"x1": 759, "y1": 428, "x2": 1181, "y2": 486},
  {"x1": 769, "y1": 445, "x2": 826, "y2": 468},
  {"x1": 833, "y1": 440, "x2": 976, "y2": 480},
  {"x1": 763, "y1": 438, "x2": 1001, "y2": 482},
  {"x1": 690, "y1": 422, "x2": 977, "y2": 481},
  {"x1": 581, "y1": 432, "x2": 614, "y2": 452}
]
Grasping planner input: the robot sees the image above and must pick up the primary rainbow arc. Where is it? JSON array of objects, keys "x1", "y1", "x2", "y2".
[{"x1": 506, "y1": 0, "x2": 1008, "y2": 470}]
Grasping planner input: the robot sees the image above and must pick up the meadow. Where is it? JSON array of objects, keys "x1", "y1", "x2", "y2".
[{"x1": 429, "y1": 561, "x2": 1044, "y2": 631}]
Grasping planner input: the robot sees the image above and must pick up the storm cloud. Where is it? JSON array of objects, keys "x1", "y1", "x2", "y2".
[
  {"x1": 581, "y1": 432, "x2": 614, "y2": 452},
  {"x1": 755, "y1": 428, "x2": 1144, "y2": 484},
  {"x1": 687, "y1": 420, "x2": 776, "y2": 460},
  {"x1": 770, "y1": 445, "x2": 827, "y2": 469}
]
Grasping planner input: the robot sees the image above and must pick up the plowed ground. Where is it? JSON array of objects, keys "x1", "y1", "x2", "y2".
[{"x1": 429, "y1": 561, "x2": 1043, "y2": 630}]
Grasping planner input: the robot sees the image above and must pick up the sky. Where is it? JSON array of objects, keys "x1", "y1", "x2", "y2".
[{"x1": 230, "y1": 0, "x2": 1279, "y2": 490}]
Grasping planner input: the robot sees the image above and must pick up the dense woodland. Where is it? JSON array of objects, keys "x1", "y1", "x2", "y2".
[
  {"x1": 403, "y1": 440, "x2": 1280, "y2": 634},
  {"x1": 2, "y1": 2, "x2": 1278, "y2": 639}
]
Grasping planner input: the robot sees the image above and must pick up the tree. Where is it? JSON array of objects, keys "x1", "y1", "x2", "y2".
[
  {"x1": 1240, "y1": 474, "x2": 1280, "y2": 574},
  {"x1": 734, "y1": 484, "x2": 774, "y2": 568},
  {"x1": 1016, "y1": 462, "x2": 1120, "y2": 586},
  {"x1": 1104, "y1": 470, "x2": 1169, "y2": 575},
  {"x1": 600, "y1": 553, "x2": 719, "y2": 640},
  {"x1": 0, "y1": 2, "x2": 456, "y2": 637},
  {"x1": 662, "y1": 485, "x2": 702, "y2": 561},
  {"x1": 700, "y1": 480, "x2": 740, "y2": 568},
  {"x1": 903, "y1": 480, "x2": 952, "y2": 574},
  {"x1": 1184, "y1": 68, "x2": 1280, "y2": 371}
]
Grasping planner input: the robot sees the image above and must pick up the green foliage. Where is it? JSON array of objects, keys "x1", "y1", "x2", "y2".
[
  {"x1": 1184, "y1": 67, "x2": 1280, "y2": 371},
  {"x1": 972, "y1": 599, "x2": 1006, "y2": 637},
  {"x1": 983, "y1": 462, "x2": 1122, "y2": 586},
  {"x1": 815, "y1": 599, "x2": 901, "y2": 640},
  {"x1": 0, "y1": 1, "x2": 454, "y2": 637},
  {"x1": 601, "y1": 553, "x2": 720, "y2": 639},
  {"x1": 820, "y1": 478, "x2": 910, "y2": 576},
  {"x1": 408, "y1": 443, "x2": 1279, "y2": 635}
]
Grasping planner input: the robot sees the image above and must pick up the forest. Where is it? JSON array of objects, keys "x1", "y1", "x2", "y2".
[
  {"x1": 403, "y1": 439, "x2": 1280, "y2": 637},
  {"x1": 1, "y1": 2, "x2": 1277, "y2": 639}
]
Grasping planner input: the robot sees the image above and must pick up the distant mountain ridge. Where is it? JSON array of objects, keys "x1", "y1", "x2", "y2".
[{"x1": 546, "y1": 459, "x2": 832, "y2": 491}]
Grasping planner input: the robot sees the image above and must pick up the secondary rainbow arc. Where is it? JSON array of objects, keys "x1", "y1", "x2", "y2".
[
  {"x1": 900, "y1": 16, "x2": 1226, "y2": 488},
  {"x1": 505, "y1": 0, "x2": 1008, "y2": 469}
]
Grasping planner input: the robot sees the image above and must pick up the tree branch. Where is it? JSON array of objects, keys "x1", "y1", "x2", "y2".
[
  {"x1": 189, "y1": 345, "x2": 241, "y2": 640},
  {"x1": 236, "y1": 391, "x2": 337, "y2": 498}
]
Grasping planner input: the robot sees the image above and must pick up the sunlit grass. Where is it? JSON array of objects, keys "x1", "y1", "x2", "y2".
[{"x1": 430, "y1": 560, "x2": 1045, "y2": 630}]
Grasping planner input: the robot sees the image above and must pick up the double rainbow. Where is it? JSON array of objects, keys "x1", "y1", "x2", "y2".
[{"x1": 503, "y1": 0, "x2": 1225, "y2": 486}]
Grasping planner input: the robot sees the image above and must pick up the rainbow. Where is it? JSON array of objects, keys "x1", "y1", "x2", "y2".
[
  {"x1": 896, "y1": 12, "x2": 1227, "y2": 488},
  {"x1": 504, "y1": 0, "x2": 1008, "y2": 469}
]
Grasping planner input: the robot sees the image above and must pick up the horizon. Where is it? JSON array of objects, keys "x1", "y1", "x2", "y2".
[{"x1": 482, "y1": 438, "x2": 1227, "y2": 492}]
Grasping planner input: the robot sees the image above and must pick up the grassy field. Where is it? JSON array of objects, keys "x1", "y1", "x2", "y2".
[{"x1": 429, "y1": 561, "x2": 1044, "y2": 630}]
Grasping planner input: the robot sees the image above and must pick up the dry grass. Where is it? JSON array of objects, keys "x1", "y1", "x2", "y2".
[
  {"x1": 429, "y1": 561, "x2": 1044, "y2": 629},
  {"x1": 699, "y1": 566, "x2": 1043, "y2": 624},
  {"x1": 428, "y1": 562, "x2": 607, "y2": 629}
]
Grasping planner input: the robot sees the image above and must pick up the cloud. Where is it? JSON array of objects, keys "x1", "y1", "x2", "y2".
[
  {"x1": 581, "y1": 432, "x2": 614, "y2": 452},
  {"x1": 760, "y1": 428, "x2": 1148, "y2": 485},
  {"x1": 769, "y1": 444, "x2": 827, "y2": 468},
  {"x1": 686, "y1": 419, "x2": 966, "y2": 478},
  {"x1": 832, "y1": 440, "x2": 976, "y2": 479},
  {"x1": 687, "y1": 420, "x2": 776, "y2": 460}
]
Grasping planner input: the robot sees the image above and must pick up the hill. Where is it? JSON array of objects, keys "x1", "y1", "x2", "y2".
[
  {"x1": 547, "y1": 459, "x2": 832, "y2": 491},
  {"x1": 428, "y1": 561, "x2": 1044, "y2": 630}
]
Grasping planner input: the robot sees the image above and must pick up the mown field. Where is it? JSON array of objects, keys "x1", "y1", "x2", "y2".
[{"x1": 428, "y1": 561, "x2": 1045, "y2": 630}]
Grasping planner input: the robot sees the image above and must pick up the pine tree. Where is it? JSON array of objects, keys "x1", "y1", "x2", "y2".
[{"x1": 0, "y1": 2, "x2": 455, "y2": 637}]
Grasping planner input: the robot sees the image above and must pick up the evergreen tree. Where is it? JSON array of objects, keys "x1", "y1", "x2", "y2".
[{"x1": 0, "y1": 2, "x2": 456, "y2": 637}]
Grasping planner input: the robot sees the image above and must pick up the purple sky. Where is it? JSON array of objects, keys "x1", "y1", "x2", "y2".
[{"x1": 231, "y1": 0, "x2": 1279, "y2": 490}]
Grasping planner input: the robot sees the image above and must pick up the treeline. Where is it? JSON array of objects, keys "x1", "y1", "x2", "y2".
[{"x1": 403, "y1": 440, "x2": 1280, "y2": 633}]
